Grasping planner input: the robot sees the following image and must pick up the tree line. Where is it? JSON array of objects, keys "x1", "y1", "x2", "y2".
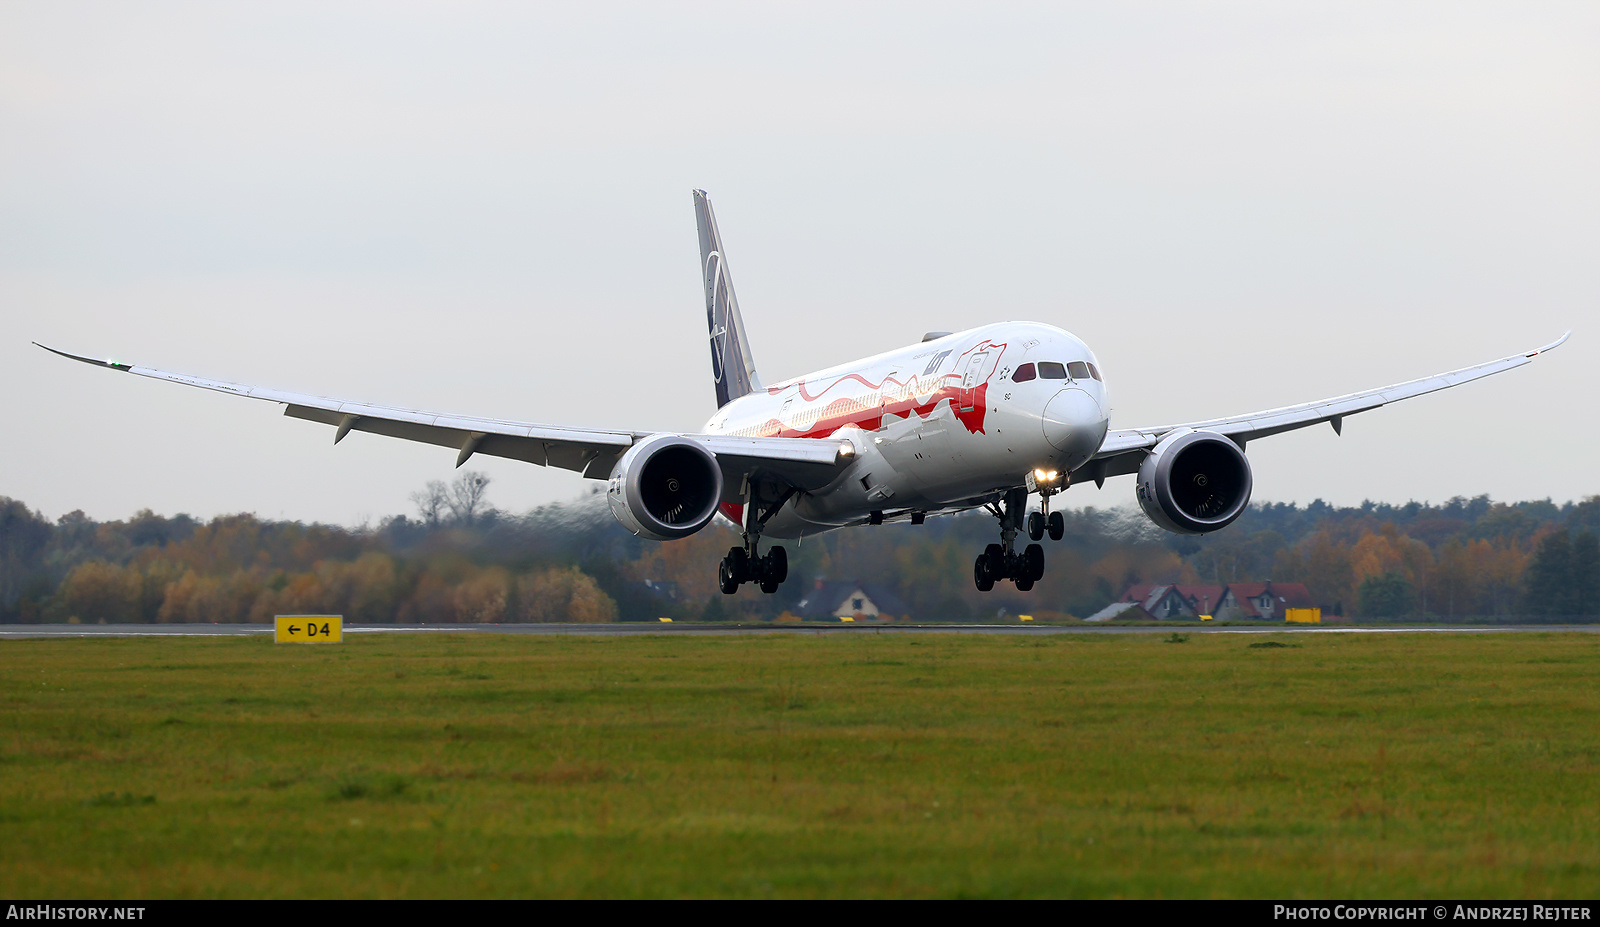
[{"x1": 2, "y1": 474, "x2": 1598, "y2": 624}]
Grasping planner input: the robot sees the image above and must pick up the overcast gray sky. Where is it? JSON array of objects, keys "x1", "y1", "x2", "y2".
[{"x1": 3, "y1": 1, "x2": 1596, "y2": 526}]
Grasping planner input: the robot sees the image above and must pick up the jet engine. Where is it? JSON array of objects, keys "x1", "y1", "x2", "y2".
[
  {"x1": 1135, "y1": 429, "x2": 1253, "y2": 535},
  {"x1": 606, "y1": 434, "x2": 725, "y2": 541}
]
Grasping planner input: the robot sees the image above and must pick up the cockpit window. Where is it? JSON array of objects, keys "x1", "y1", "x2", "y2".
[
  {"x1": 1086, "y1": 362, "x2": 1102, "y2": 381},
  {"x1": 1012, "y1": 363, "x2": 1036, "y2": 382},
  {"x1": 1037, "y1": 361, "x2": 1067, "y2": 379},
  {"x1": 1067, "y1": 361, "x2": 1091, "y2": 380}
]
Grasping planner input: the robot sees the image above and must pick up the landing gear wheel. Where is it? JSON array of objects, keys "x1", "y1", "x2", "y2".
[
  {"x1": 767, "y1": 546, "x2": 788, "y2": 585},
  {"x1": 718, "y1": 558, "x2": 739, "y2": 595},
  {"x1": 1023, "y1": 543, "x2": 1045, "y2": 583},
  {"x1": 983, "y1": 544, "x2": 1005, "y2": 578},
  {"x1": 760, "y1": 578, "x2": 780, "y2": 594},
  {"x1": 1048, "y1": 511, "x2": 1064, "y2": 541},
  {"x1": 1027, "y1": 511, "x2": 1046, "y2": 542},
  {"x1": 726, "y1": 547, "x2": 751, "y2": 584},
  {"x1": 974, "y1": 555, "x2": 995, "y2": 592},
  {"x1": 977, "y1": 488, "x2": 1031, "y2": 592}
]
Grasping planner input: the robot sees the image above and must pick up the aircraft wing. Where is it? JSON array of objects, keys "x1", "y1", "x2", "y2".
[
  {"x1": 34, "y1": 344, "x2": 851, "y2": 493},
  {"x1": 1075, "y1": 333, "x2": 1570, "y2": 486}
]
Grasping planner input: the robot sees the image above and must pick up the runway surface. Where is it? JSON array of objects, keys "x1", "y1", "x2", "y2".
[{"x1": 2, "y1": 622, "x2": 1596, "y2": 639}]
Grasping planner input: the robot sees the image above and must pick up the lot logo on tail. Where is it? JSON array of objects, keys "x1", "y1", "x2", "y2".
[{"x1": 706, "y1": 250, "x2": 730, "y2": 387}]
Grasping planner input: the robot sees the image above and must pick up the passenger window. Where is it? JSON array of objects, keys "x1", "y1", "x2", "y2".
[
  {"x1": 1037, "y1": 361, "x2": 1067, "y2": 379},
  {"x1": 1067, "y1": 361, "x2": 1091, "y2": 380},
  {"x1": 1086, "y1": 362, "x2": 1102, "y2": 381},
  {"x1": 1013, "y1": 363, "x2": 1036, "y2": 382}
]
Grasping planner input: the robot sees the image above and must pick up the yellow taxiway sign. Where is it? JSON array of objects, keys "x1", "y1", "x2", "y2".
[{"x1": 275, "y1": 615, "x2": 342, "y2": 643}]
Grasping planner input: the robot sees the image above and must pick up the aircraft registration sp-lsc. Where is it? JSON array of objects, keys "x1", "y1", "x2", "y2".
[{"x1": 39, "y1": 191, "x2": 1569, "y2": 595}]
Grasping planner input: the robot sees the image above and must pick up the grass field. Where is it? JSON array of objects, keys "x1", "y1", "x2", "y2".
[{"x1": 1, "y1": 631, "x2": 1597, "y2": 898}]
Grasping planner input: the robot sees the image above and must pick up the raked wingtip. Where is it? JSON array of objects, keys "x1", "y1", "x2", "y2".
[
  {"x1": 1529, "y1": 331, "x2": 1571, "y2": 357},
  {"x1": 33, "y1": 342, "x2": 131, "y2": 370}
]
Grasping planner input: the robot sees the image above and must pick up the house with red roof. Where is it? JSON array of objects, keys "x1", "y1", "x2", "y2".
[
  {"x1": 1215, "y1": 582, "x2": 1317, "y2": 620},
  {"x1": 1118, "y1": 584, "x2": 1226, "y2": 619},
  {"x1": 1114, "y1": 581, "x2": 1317, "y2": 621}
]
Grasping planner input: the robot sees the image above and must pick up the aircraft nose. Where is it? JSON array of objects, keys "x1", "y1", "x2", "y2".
[{"x1": 1041, "y1": 388, "x2": 1107, "y2": 462}]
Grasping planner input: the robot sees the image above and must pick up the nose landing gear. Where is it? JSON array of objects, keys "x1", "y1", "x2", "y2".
[
  {"x1": 1026, "y1": 508, "x2": 1065, "y2": 541},
  {"x1": 974, "y1": 487, "x2": 1046, "y2": 592},
  {"x1": 1025, "y1": 469, "x2": 1068, "y2": 541}
]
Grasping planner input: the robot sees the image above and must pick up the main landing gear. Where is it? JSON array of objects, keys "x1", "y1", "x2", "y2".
[
  {"x1": 974, "y1": 487, "x2": 1046, "y2": 592},
  {"x1": 718, "y1": 484, "x2": 794, "y2": 595},
  {"x1": 975, "y1": 471, "x2": 1070, "y2": 592},
  {"x1": 719, "y1": 543, "x2": 786, "y2": 595}
]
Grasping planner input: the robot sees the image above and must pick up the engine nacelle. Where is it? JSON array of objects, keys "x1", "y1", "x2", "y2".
[
  {"x1": 606, "y1": 435, "x2": 724, "y2": 541},
  {"x1": 1135, "y1": 429, "x2": 1253, "y2": 535}
]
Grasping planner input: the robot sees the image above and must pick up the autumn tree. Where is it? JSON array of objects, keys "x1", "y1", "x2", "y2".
[
  {"x1": 515, "y1": 566, "x2": 617, "y2": 623},
  {"x1": 453, "y1": 567, "x2": 510, "y2": 622},
  {"x1": 1429, "y1": 538, "x2": 1478, "y2": 618},
  {"x1": 156, "y1": 569, "x2": 263, "y2": 623},
  {"x1": 1298, "y1": 530, "x2": 1356, "y2": 615},
  {"x1": 57, "y1": 561, "x2": 142, "y2": 623}
]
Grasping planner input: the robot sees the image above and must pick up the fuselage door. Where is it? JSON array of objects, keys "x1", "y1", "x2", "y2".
[
  {"x1": 878, "y1": 370, "x2": 900, "y2": 431},
  {"x1": 779, "y1": 396, "x2": 795, "y2": 436},
  {"x1": 959, "y1": 352, "x2": 989, "y2": 412}
]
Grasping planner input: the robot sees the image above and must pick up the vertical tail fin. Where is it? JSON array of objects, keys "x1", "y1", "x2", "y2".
[{"x1": 694, "y1": 190, "x2": 762, "y2": 408}]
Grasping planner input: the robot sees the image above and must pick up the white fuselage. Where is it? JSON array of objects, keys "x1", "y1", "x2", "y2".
[{"x1": 702, "y1": 322, "x2": 1111, "y2": 538}]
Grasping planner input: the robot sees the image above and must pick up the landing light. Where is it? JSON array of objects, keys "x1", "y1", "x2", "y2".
[
  {"x1": 839, "y1": 442, "x2": 855, "y2": 458},
  {"x1": 1028, "y1": 468, "x2": 1064, "y2": 493}
]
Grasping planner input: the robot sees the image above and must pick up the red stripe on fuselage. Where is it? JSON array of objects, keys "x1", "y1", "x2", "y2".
[
  {"x1": 739, "y1": 340, "x2": 1005, "y2": 440},
  {"x1": 749, "y1": 381, "x2": 989, "y2": 439}
]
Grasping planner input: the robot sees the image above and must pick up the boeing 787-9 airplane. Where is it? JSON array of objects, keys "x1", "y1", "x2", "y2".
[{"x1": 40, "y1": 191, "x2": 1568, "y2": 595}]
